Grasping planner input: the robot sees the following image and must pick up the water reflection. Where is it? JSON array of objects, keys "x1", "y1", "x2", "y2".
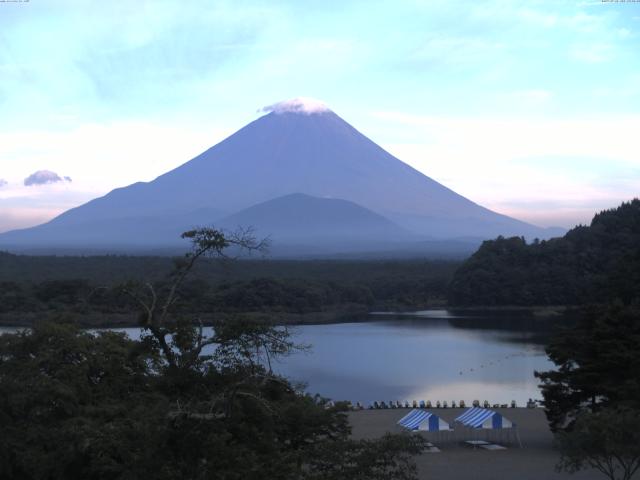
[
  {"x1": 371, "y1": 309, "x2": 465, "y2": 319},
  {"x1": 275, "y1": 310, "x2": 554, "y2": 405}
]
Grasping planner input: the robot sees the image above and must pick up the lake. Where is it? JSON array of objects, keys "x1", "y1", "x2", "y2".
[
  {"x1": 275, "y1": 310, "x2": 555, "y2": 406},
  {"x1": 0, "y1": 309, "x2": 556, "y2": 406}
]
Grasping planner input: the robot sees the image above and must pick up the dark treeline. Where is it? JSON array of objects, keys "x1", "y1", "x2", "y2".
[
  {"x1": 0, "y1": 229, "x2": 425, "y2": 480},
  {"x1": 0, "y1": 255, "x2": 458, "y2": 325},
  {"x1": 448, "y1": 199, "x2": 640, "y2": 306}
]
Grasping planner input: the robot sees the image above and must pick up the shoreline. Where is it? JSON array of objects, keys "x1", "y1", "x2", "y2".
[
  {"x1": 372, "y1": 305, "x2": 575, "y2": 317},
  {"x1": 0, "y1": 309, "x2": 372, "y2": 329},
  {"x1": 349, "y1": 408, "x2": 601, "y2": 480},
  {"x1": 0, "y1": 305, "x2": 576, "y2": 329}
]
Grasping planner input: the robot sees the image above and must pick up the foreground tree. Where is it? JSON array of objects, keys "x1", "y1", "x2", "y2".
[
  {"x1": 0, "y1": 228, "x2": 425, "y2": 480},
  {"x1": 555, "y1": 408, "x2": 640, "y2": 480},
  {"x1": 536, "y1": 304, "x2": 640, "y2": 479},
  {"x1": 535, "y1": 304, "x2": 640, "y2": 432}
]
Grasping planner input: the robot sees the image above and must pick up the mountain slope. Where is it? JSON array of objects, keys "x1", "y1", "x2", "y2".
[
  {"x1": 0, "y1": 208, "x2": 224, "y2": 248},
  {"x1": 0, "y1": 99, "x2": 561, "y2": 252},
  {"x1": 218, "y1": 193, "x2": 411, "y2": 244}
]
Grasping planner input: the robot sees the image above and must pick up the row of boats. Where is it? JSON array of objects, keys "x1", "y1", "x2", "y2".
[
  {"x1": 331, "y1": 398, "x2": 541, "y2": 410},
  {"x1": 366, "y1": 399, "x2": 517, "y2": 410}
]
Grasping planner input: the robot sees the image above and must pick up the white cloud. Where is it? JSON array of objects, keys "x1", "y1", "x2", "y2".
[
  {"x1": 261, "y1": 97, "x2": 331, "y2": 115},
  {"x1": 0, "y1": 179, "x2": 7, "y2": 188},
  {"x1": 569, "y1": 43, "x2": 615, "y2": 63},
  {"x1": 372, "y1": 111, "x2": 640, "y2": 227},
  {"x1": 24, "y1": 170, "x2": 72, "y2": 186},
  {"x1": 374, "y1": 111, "x2": 640, "y2": 165}
]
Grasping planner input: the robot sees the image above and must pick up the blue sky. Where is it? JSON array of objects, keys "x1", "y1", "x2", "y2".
[{"x1": 0, "y1": 0, "x2": 639, "y2": 232}]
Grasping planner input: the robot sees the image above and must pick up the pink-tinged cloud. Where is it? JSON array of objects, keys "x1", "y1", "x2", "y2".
[
  {"x1": 24, "y1": 170, "x2": 72, "y2": 186},
  {"x1": 0, "y1": 207, "x2": 65, "y2": 234}
]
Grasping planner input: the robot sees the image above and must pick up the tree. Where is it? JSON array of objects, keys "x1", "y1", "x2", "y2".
[
  {"x1": 0, "y1": 322, "x2": 161, "y2": 480},
  {"x1": 535, "y1": 304, "x2": 640, "y2": 432},
  {"x1": 122, "y1": 227, "x2": 270, "y2": 372},
  {"x1": 536, "y1": 304, "x2": 640, "y2": 480},
  {"x1": 556, "y1": 408, "x2": 640, "y2": 480},
  {"x1": 0, "y1": 227, "x2": 426, "y2": 479}
]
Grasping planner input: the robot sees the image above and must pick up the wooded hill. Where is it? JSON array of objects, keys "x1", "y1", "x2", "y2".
[{"x1": 448, "y1": 199, "x2": 640, "y2": 306}]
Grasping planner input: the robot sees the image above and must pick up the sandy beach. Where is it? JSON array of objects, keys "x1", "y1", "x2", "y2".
[{"x1": 349, "y1": 408, "x2": 604, "y2": 480}]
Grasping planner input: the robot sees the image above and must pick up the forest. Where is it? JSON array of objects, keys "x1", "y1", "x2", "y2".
[
  {"x1": 448, "y1": 199, "x2": 640, "y2": 307},
  {"x1": 0, "y1": 254, "x2": 458, "y2": 327}
]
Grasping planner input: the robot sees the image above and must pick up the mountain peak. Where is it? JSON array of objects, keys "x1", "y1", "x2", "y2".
[
  {"x1": 260, "y1": 97, "x2": 331, "y2": 115},
  {"x1": 0, "y1": 99, "x2": 564, "y2": 253}
]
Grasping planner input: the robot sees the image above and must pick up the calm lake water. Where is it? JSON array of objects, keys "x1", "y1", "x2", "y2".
[
  {"x1": 0, "y1": 310, "x2": 556, "y2": 405},
  {"x1": 275, "y1": 310, "x2": 555, "y2": 406}
]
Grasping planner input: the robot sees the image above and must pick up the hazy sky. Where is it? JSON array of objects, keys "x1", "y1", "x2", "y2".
[{"x1": 1, "y1": 0, "x2": 639, "y2": 233}]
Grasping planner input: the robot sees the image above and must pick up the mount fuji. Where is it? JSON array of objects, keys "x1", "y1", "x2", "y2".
[{"x1": 0, "y1": 98, "x2": 562, "y2": 256}]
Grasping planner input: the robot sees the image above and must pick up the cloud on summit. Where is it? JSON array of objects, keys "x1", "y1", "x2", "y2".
[
  {"x1": 24, "y1": 170, "x2": 72, "y2": 187},
  {"x1": 260, "y1": 97, "x2": 330, "y2": 115}
]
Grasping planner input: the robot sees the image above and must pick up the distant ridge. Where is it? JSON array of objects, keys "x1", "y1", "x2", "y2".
[
  {"x1": 0, "y1": 98, "x2": 564, "y2": 255},
  {"x1": 219, "y1": 193, "x2": 410, "y2": 242}
]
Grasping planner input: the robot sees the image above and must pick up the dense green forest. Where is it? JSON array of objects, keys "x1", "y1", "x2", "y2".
[
  {"x1": 0, "y1": 254, "x2": 458, "y2": 326},
  {"x1": 448, "y1": 199, "x2": 640, "y2": 306},
  {"x1": 0, "y1": 229, "x2": 425, "y2": 479}
]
